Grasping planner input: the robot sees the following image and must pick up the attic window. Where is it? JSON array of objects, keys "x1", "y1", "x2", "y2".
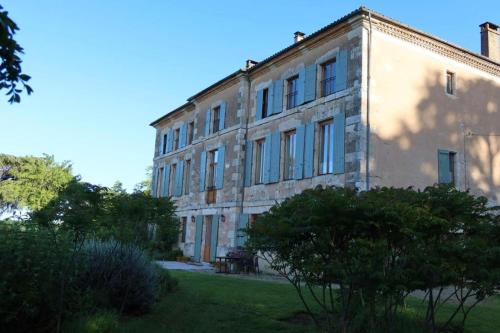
[{"x1": 446, "y1": 71, "x2": 456, "y2": 95}]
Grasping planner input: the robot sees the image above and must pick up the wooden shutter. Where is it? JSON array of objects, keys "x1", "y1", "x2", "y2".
[
  {"x1": 438, "y1": 150, "x2": 451, "y2": 183},
  {"x1": 166, "y1": 128, "x2": 174, "y2": 153},
  {"x1": 204, "y1": 109, "x2": 211, "y2": 137},
  {"x1": 244, "y1": 141, "x2": 253, "y2": 187},
  {"x1": 296, "y1": 67, "x2": 306, "y2": 106},
  {"x1": 162, "y1": 164, "x2": 170, "y2": 197},
  {"x1": 210, "y1": 215, "x2": 219, "y2": 261},
  {"x1": 215, "y1": 146, "x2": 225, "y2": 189},
  {"x1": 175, "y1": 160, "x2": 184, "y2": 196},
  {"x1": 179, "y1": 123, "x2": 187, "y2": 148},
  {"x1": 219, "y1": 102, "x2": 226, "y2": 130},
  {"x1": 256, "y1": 89, "x2": 263, "y2": 120},
  {"x1": 294, "y1": 125, "x2": 305, "y2": 180},
  {"x1": 304, "y1": 122, "x2": 315, "y2": 178},
  {"x1": 304, "y1": 64, "x2": 317, "y2": 103},
  {"x1": 199, "y1": 151, "x2": 207, "y2": 192},
  {"x1": 335, "y1": 50, "x2": 348, "y2": 92},
  {"x1": 236, "y1": 213, "x2": 249, "y2": 247},
  {"x1": 332, "y1": 112, "x2": 345, "y2": 174},
  {"x1": 263, "y1": 134, "x2": 272, "y2": 184},
  {"x1": 194, "y1": 216, "x2": 203, "y2": 262},
  {"x1": 268, "y1": 83, "x2": 275, "y2": 116},
  {"x1": 269, "y1": 131, "x2": 281, "y2": 183},
  {"x1": 272, "y1": 80, "x2": 283, "y2": 114}
]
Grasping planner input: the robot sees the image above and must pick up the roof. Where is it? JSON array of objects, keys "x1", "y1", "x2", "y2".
[{"x1": 151, "y1": 6, "x2": 500, "y2": 127}]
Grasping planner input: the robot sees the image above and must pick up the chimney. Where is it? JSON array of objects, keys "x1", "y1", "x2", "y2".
[
  {"x1": 245, "y1": 59, "x2": 258, "y2": 70},
  {"x1": 480, "y1": 22, "x2": 500, "y2": 62},
  {"x1": 294, "y1": 31, "x2": 305, "y2": 43}
]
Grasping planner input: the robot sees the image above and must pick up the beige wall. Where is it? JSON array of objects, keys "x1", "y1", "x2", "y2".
[{"x1": 368, "y1": 25, "x2": 500, "y2": 204}]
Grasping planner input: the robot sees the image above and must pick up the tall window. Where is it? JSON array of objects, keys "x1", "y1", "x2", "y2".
[
  {"x1": 319, "y1": 120, "x2": 334, "y2": 174},
  {"x1": 255, "y1": 139, "x2": 266, "y2": 184},
  {"x1": 212, "y1": 106, "x2": 221, "y2": 133},
  {"x1": 262, "y1": 88, "x2": 269, "y2": 118},
  {"x1": 180, "y1": 217, "x2": 187, "y2": 243},
  {"x1": 187, "y1": 121, "x2": 194, "y2": 145},
  {"x1": 449, "y1": 152, "x2": 456, "y2": 184},
  {"x1": 162, "y1": 133, "x2": 168, "y2": 154},
  {"x1": 322, "y1": 59, "x2": 336, "y2": 96},
  {"x1": 286, "y1": 76, "x2": 299, "y2": 109},
  {"x1": 446, "y1": 71, "x2": 456, "y2": 95},
  {"x1": 184, "y1": 159, "x2": 191, "y2": 194},
  {"x1": 173, "y1": 128, "x2": 180, "y2": 150},
  {"x1": 284, "y1": 130, "x2": 296, "y2": 180},
  {"x1": 207, "y1": 149, "x2": 219, "y2": 189},
  {"x1": 157, "y1": 167, "x2": 164, "y2": 196},
  {"x1": 438, "y1": 150, "x2": 456, "y2": 185},
  {"x1": 169, "y1": 164, "x2": 176, "y2": 195}
]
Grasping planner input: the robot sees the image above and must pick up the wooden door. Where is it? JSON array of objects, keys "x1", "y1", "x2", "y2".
[{"x1": 203, "y1": 216, "x2": 212, "y2": 262}]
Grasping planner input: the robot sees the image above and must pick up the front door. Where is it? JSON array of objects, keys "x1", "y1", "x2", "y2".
[{"x1": 203, "y1": 216, "x2": 212, "y2": 262}]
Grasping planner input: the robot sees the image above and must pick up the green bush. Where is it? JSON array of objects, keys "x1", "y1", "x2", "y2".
[
  {"x1": 62, "y1": 311, "x2": 118, "y2": 333},
  {"x1": 156, "y1": 266, "x2": 178, "y2": 296}
]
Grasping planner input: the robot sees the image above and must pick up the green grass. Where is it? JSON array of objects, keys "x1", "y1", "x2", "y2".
[{"x1": 118, "y1": 271, "x2": 500, "y2": 333}]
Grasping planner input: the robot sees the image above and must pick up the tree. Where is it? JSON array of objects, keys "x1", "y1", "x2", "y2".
[{"x1": 0, "y1": 4, "x2": 32, "y2": 104}]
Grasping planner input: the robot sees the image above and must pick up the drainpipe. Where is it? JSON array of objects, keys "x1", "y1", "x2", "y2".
[{"x1": 365, "y1": 11, "x2": 373, "y2": 191}]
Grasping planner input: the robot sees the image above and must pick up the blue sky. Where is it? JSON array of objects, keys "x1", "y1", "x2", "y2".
[{"x1": 1, "y1": 1, "x2": 499, "y2": 191}]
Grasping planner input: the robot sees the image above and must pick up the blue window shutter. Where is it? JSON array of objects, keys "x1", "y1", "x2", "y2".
[
  {"x1": 179, "y1": 123, "x2": 187, "y2": 148},
  {"x1": 438, "y1": 150, "x2": 451, "y2": 183},
  {"x1": 215, "y1": 146, "x2": 225, "y2": 189},
  {"x1": 219, "y1": 102, "x2": 226, "y2": 130},
  {"x1": 244, "y1": 141, "x2": 253, "y2": 187},
  {"x1": 210, "y1": 215, "x2": 219, "y2": 261},
  {"x1": 162, "y1": 164, "x2": 170, "y2": 197},
  {"x1": 199, "y1": 151, "x2": 207, "y2": 192},
  {"x1": 160, "y1": 132, "x2": 166, "y2": 155},
  {"x1": 263, "y1": 134, "x2": 272, "y2": 184},
  {"x1": 272, "y1": 80, "x2": 283, "y2": 114},
  {"x1": 304, "y1": 122, "x2": 315, "y2": 178},
  {"x1": 204, "y1": 109, "x2": 211, "y2": 136},
  {"x1": 304, "y1": 64, "x2": 317, "y2": 102},
  {"x1": 237, "y1": 214, "x2": 249, "y2": 247},
  {"x1": 268, "y1": 83, "x2": 275, "y2": 115},
  {"x1": 194, "y1": 216, "x2": 203, "y2": 262},
  {"x1": 166, "y1": 128, "x2": 174, "y2": 153},
  {"x1": 296, "y1": 67, "x2": 306, "y2": 106},
  {"x1": 269, "y1": 131, "x2": 281, "y2": 183},
  {"x1": 256, "y1": 89, "x2": 263, "y2": 120},
  {"x1": 151, "y1": 167, "x2": 158, "y2": 196},
  {"x1": 335, "y1": 50, "x2": 348, "y2": 92},
  {"x1": 188, "y1": 160, "x2": 193, "y2": 194},
  {"x1": 294, "y1": 125, "x2": 305, "y2": 179},
  {"x1": 176, "y1": 161, "x2": 184, "y2": 196},
  {"x1": 333, "y1": 112, "x2": 345, "y2": 174}
]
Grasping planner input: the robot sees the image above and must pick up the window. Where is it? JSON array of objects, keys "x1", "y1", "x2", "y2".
[
  {"x1": 286, "y1": 76, "x2": 299, "y2": 109},
  {"x1": 322, "y1": 59, "x2": 336, "y2": 96},
  {"x1": 180, "y1": 217, "x2": 187, "y2": 243},
  {"x1": 169, "y1": 164, "x2": 176, "y2": 195},
  {"x1": 212, "y1": 106, "x2": 221, "y2": 133},
  {"x1": 207, "y1": 149, "x2": 219, "y2": 189},
  {"x1": 262, "y1": 88, "x2": 269, "y2": 118},
  {"x1": 449, "y1": 152, "x2": 456, "y2": 184},
  {"x1": 157, "y1": 167, "x2": 164, "y2": 196},
  {"x1": 187, "y1": 121, "x2": 194, "y2": 145},
  {"x1": 173, "y1": 128, "x2": 180, "y2": 150},
  {"x1": 255, "y1": 139, "x2": 266, "y2": 184},
  {"x1": 184, "y1": 159, "x2": 191, "y2": 194},
  {"x1": 438, "y1": 150, "x2": 456, "y2": 184},
  {"x1": 446, "y1": 71, "x2": 456, "y2": 95},
  {"x1": 284, "y1": 130, "x2": 296, "y2": 180},
  {"x1": 319, "y1": 120, "x2": 334, "y2": 175},
  {"x1": 162, "y1": 134, "x2": 168, "y2": 154}
]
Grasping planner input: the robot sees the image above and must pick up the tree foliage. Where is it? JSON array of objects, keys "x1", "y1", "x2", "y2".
[{"x1": 247, "y1": 185, "x2": 500, "y2": 333}]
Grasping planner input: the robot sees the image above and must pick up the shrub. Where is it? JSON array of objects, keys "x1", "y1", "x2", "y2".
[
  {"x1": 62, "y1": 311, "x2": 119, "y2": 333},
  {"x1": 79, "y1": 240, "x2": 160, "y2": 314}
]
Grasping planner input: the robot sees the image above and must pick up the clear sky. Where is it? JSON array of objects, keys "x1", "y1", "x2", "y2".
[{"x1": 1, "y1": 0, "x2": 499, "y2": 191}]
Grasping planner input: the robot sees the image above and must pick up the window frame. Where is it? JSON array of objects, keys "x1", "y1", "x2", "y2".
[
  {"x1": 184, "y1": 159, "x2": 191, "y2": 195},
  {"x1": 181, "y1": 216, "x2": 187, "y2": 243},
  {"x1": 319, "y1": 119, "x2": 334, "y2": 175},
  {"x1": 286, "y1": 75, "x2": 299, "y2": 109},
  {"x1": 157, "y1": 167, "x2": 164, "y2": 197},
  {"x1": 187, "y1": 121, "x2": 194, "y2": 145},
  {"x1": 262, "y1": 88, "x2": 269, "y2": 118},
  {"x1": 254, "y1": 138, "x2": 266, "y2": 184},
  {"x1": 212, "y1": 106, "x2": 221, "y2": 134},
  {"x1": 162, "y1": 133, "x2": 168, "y2": 154},
  {"x1": 446, "y1": 71, "x2": 456, "y2": 95},
  {"x1": 449, "y1": 151, "x2": 456, "y2": 185},
  {"x1": 173, "y1": 128, "x2": 180, "y2": 150},
  {"x1": 322, "y1": 59, "x2": 337, "y2": 97},
  {"x1": 207, "y1": 149, "x2": 219, "y2": 189},
  {"x1": 169, "y1": 164, "x2": 176, "y2": 195},
  {"x1": 283, "y1": 130, "x2": 296, "y2": 180}
]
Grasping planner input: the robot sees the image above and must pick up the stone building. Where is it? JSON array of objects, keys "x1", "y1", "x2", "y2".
[{"x1": 150, "y1": 7, "x2": 500, "y2": 262}]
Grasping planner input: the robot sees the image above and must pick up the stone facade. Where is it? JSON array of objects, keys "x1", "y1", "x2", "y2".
[{"x1": 150, "y1": 8, "x2": 500, "y2": 262}]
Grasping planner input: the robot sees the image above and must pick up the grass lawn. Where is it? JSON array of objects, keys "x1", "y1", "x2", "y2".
[{"x1": 118, "y1": 271, "x2": 500, "y2": 333}]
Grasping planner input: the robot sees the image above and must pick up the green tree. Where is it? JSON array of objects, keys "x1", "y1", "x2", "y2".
[{"x1": 0, "y1": 4, "x2": 32, "y2": 103}]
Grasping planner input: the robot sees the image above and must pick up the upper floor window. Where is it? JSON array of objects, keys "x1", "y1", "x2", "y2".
[
  {"x1": 184, "y1": 159, "x2": 191, "y2": 195},
  {"x1": 162, "y1": 133, "x2": 168, "y2": 154},
  {"x1": 169, "y1": 164, "x2": 176, "y2": 195},
  {"x1": 322, "y1": 59, "x2": 336, "y2": 97},
  {"x1": 157, "y1": 167, "x2": 164, "y2": 196},
  {"x1": 262, "y1": 88, "x2": 269, "y2": 118},
  {"x1": 284, "y1": 130, "x2": 296, "y2": 180},
  {"x1": 438, "y1": 150, "x2": 456, "y2": 185},
  {"x1": 286, "y1": 76, "x2": 299, "y2": 109},
  {"x1": 173, "y1": 128, "x2": 180, "y2": 150},
  {"x1": 212, "y1": 106, "x2": 221, "y2": 133},
  {"x1": 254, "y1": 139, "x2": 266, "y2": 184},
  {"x1": 187, "y1": 121, "x2": 194, "y2": 145},
  {"x1": 446, "y1": 71, "x2": 456, "y2": 95},
  {"x1": 180, "y1": 216, "x2": 187, "y2": 243},
  {"x1": 319, "y1": 119, "x2": 334, "y2": 175},
  {"x1": 207, "y1": 149, "x2": 219, "y2": 189}
]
